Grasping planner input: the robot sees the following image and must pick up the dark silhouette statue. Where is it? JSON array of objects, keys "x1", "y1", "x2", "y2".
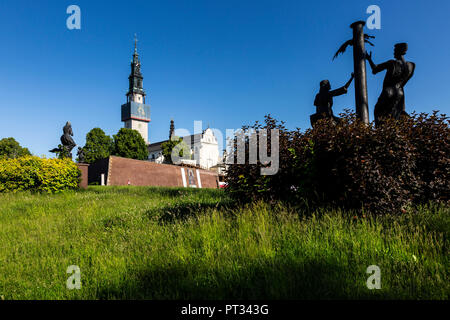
[
  {"x1": 61, "y1": 122, "x2": 76, "y2": 149},
  {"x1": 49, "y1": 121, "x2": 77, "y2": 159},
  {"x1": 310, "y1": 73, "x2": 354, "y2": 127},
  {"x1": 76, "y1": 147, "x2": 86, "y2": 163},
  {"x1": 366, "y1": 43, "x2": 415, "y2": 126}
]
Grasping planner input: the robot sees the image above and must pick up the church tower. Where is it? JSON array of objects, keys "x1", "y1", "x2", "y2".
[{"x1": 121, "y1": 35, "x2": 151, "y2": 143}]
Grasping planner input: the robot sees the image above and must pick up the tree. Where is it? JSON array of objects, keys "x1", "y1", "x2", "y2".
[
  {"x1": 161, "y1": 136, "x2": 191, "y2": 164},
  {"x1": 112, "y1": 128, "x2": 148, "y2": 160},
  {"x1": 80, "y1": 128, "x2": 113, "y2": 164},
  {"x1": 0, "y1": 137, "x2": 31, "y2": 159}
]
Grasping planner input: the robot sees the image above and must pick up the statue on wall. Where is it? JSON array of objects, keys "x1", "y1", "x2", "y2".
[
  {"x1": 49, "y1": 121, "x2": 77, "y2": 159},
  {"x1": 366, "y1": 42, "x2": 415, "y2": 126},
  {"x1": 310, "y1": 73, "x2": 354, "y2": 127},
  {"x1": 76, "y1": 147, "x2": 86, "y2": 163}
]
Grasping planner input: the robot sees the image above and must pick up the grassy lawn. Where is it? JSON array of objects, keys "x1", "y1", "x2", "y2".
[{"x1": 0, "y1": 186, "x2": 448, "y2": 300}]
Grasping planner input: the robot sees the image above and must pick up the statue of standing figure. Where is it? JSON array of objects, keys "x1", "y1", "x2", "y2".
[
  {"x1": 366, "y1": 43, "x2": 415, "y2": 126},
  {"x1": 310, "y1": 73, "x2": 354, "y2": 127},
  {"x1": 49, "y1": 121, "x2": 77, "y2": 159}
]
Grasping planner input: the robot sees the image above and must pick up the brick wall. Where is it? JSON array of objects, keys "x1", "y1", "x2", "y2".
[
  {"x1": 90, "y1": 156, "x2": 218, "y2": 188},
  {"x1": 76, "y1": 163, "x2": 89, "y2": 189}
]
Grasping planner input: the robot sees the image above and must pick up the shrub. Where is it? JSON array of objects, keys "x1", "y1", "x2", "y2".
[
  {"x1": 225, "y1": 111, "x2": 449, "y2": 214},
  {"x1": 0, "y1": 156, "x2": 81, "y2": 193}
]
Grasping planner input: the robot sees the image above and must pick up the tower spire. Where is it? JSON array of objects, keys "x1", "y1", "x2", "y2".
[
  {"x1": 169, "y1": 119, "x2": 175, "y2": 139},
  {"x1": 132, "y1": 34, "x2": 139, "y2": 64},
  {"x1": 127, "y1": 34, "x2": 145, "y2": 100}
]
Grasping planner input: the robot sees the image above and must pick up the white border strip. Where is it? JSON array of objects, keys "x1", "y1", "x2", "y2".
[
  {"x1": 196, "y1": 169, "x2": 202, "y2": 188},
  {"x1": 181, "y1": 168, "x2": 187, "y2": 187}
]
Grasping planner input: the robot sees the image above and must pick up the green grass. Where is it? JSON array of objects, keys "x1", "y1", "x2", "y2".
[{"x1": 0, "y1": 186, "x2": 448, "y2": 299}]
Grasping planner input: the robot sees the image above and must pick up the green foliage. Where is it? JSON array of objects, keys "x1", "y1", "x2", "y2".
[
  {"x1": 0, "y1": 156, "x2": 81, "y2": 193},
  {"x1": 161, "y1": 136, "x2": 191, "y2": 164},
  {"x1": 112, "y1": 128, "x2": 148, "y2": 160},
  {"x1": 80, "y1": 128, "x2": 113, "y2": 164},
  {"x1": 225, "y1": 111, "x2": 450, "y2": 214},
  {"x1": 0, "y1": 137, "x2": 31, "y2": 159},
  {"x1": 0, "y1": 187, "x2": 447, "y2": 299}
]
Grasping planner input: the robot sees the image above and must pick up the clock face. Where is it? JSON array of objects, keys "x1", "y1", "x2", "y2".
[
  {"x1": 137, "y1": 105, "x2": 145, "y2": 117},
  {"x1": 124, "y1": 102, "x2": 150, "y2": 121}
]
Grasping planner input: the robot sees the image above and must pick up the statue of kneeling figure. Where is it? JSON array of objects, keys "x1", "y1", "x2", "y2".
[{"x1": 310, "y1": 73, "x2": 354, "y2": 127}]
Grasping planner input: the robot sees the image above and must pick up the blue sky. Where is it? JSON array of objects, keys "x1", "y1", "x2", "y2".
[{"x1": 0, "y1": 0, "x2": 449, "y2": 157}]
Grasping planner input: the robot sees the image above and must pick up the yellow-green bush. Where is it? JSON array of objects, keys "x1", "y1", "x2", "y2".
[{"x1": 0, "y1": 156, "x2": 81, "y2": 193}]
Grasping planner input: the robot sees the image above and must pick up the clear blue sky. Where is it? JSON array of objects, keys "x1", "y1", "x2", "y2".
[{"x1": 0, "y1": 0, "x2": 449, "y2": 157}]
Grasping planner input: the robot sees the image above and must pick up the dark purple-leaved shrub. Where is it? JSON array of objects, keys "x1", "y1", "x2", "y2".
[{"x1": 225, "y1": 111, "x2": 449, "y2": 214}]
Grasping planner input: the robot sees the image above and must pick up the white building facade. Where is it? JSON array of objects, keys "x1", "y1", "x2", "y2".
[{"x1": 148, "y1": 127, "x2": 221, "y2": 170}]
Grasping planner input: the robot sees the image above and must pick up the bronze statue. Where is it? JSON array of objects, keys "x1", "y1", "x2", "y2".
[
  {"x1": 310, "y1": 73, "x2": 354, "y2": 127},
  {"x1": 61, "y1": 122, "x2": 76, "y2": 150},
  {"x1": 49, "y1": 121, "x2": 77, "y2": 159},
  {"x1": 76, "y1": 147, "x2": 86, "y2": 163},
  {"x1": 366, "y1": 43, "x2": 415, "y2": 126}
]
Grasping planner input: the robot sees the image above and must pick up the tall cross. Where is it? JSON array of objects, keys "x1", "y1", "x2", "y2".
[{"x1": 134, "y1": 33, "x2": 138, "y2": 53}]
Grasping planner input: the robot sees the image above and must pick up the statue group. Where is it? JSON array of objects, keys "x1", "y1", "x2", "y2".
[{"x1": 310, "y1": 21, "x2": 415, "y2": 127}]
